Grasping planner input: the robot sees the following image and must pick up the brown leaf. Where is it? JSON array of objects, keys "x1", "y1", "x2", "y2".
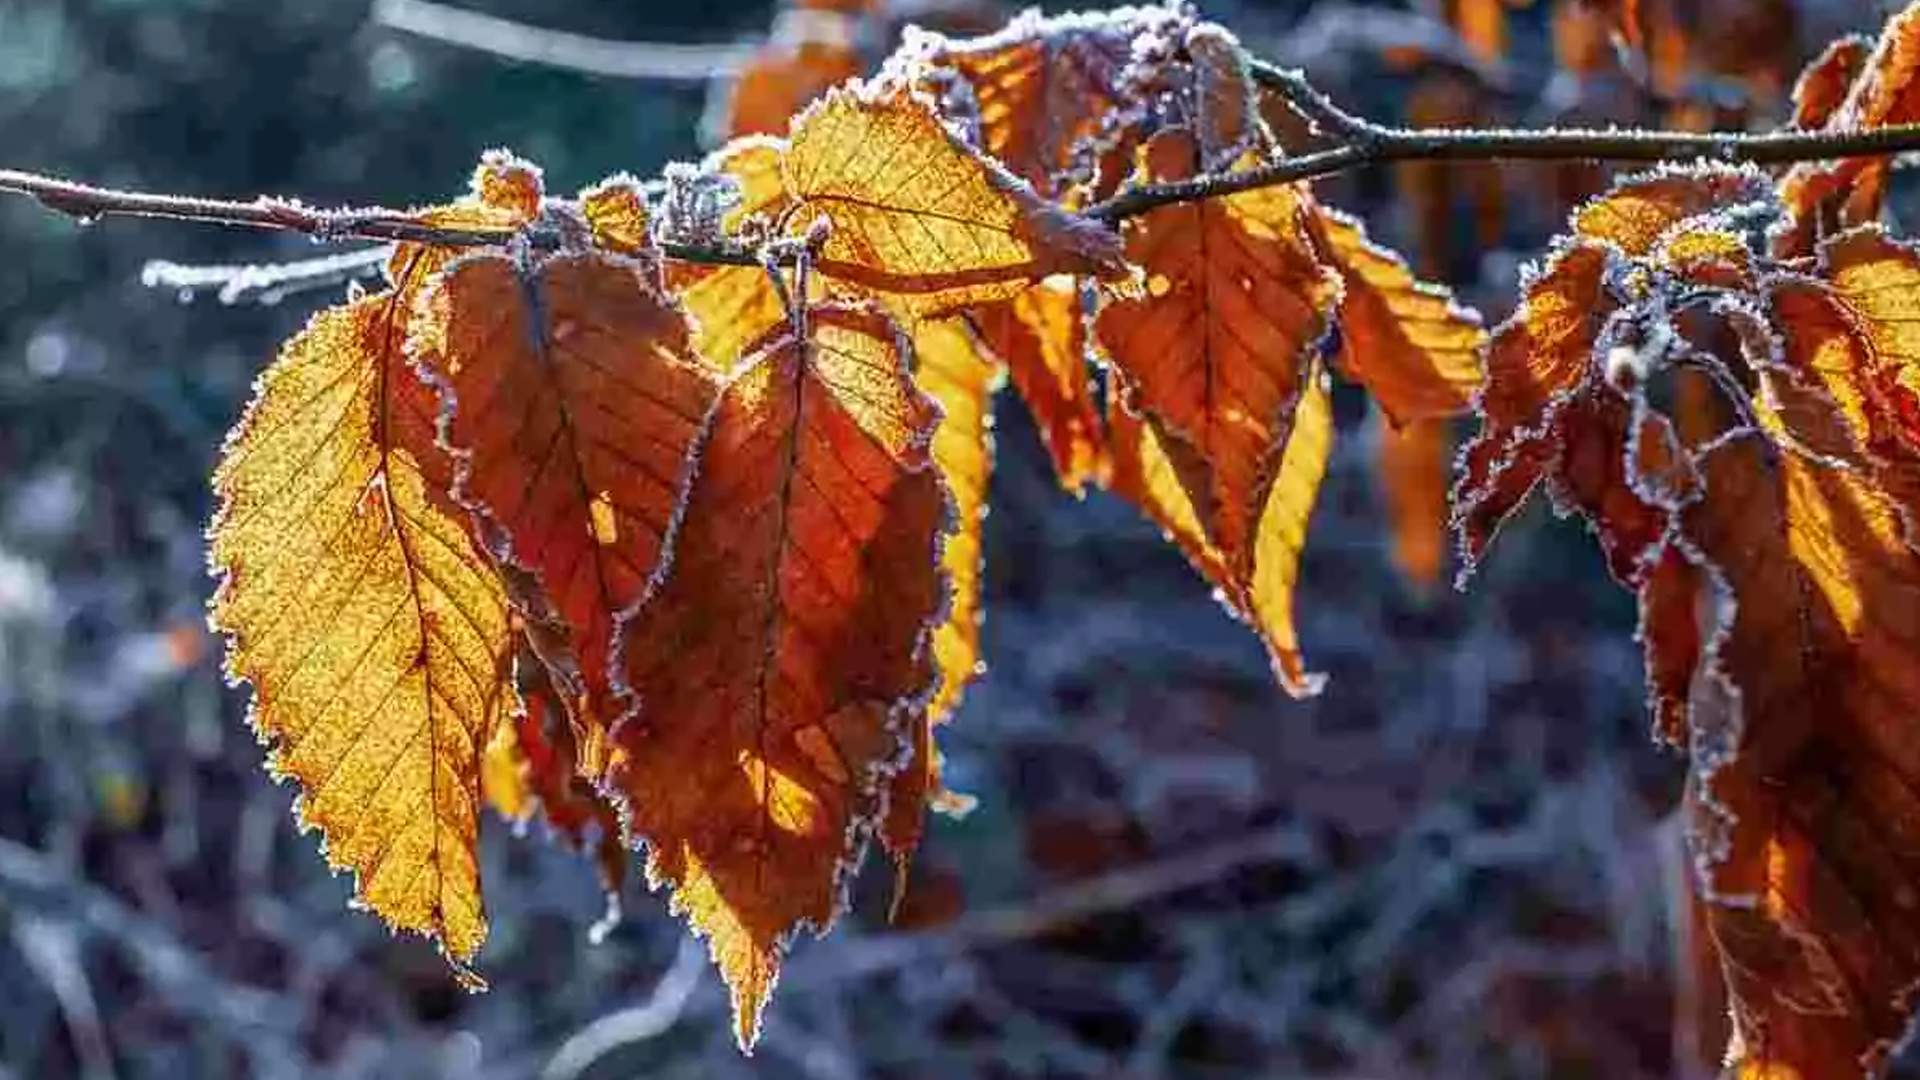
[
  {"x1": 611, "y1": 301, "x2": 945, "y2": 1048},
  {"x1": 1777, "y1": 2, "x2": 1920, "y2": 256},
  {"x1": 970, "y1": 277, "x2": 1107, "y2": 494},
  {"x1": 412, "y1": 251, "x2": 720, "y2": 778}
]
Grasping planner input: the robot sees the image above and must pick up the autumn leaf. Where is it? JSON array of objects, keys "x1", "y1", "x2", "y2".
[
  {"x1": 1308, "y1": 204, "x2": 1484, "y2": 425},
  {"x1": 725, "y1": 35, "x2": 865, "y2": 140},
  {"x1": 667, "y1": 139, "x2": 795, "y2": 374},
  {"x1": 1772, "y1": 227, "x2": 1920, "y2": 518},
  {"x1": 1454, "y1": 165, "x2": 1770, "y2": 575},
  {"x1": 1777, "y1": 1, "x2": 1920, "y2": 256},
  {"x1": 912, "y1": 317, "x2": 1002, "y2": 721},
  {"x1": 1792, "y1": 34, "x2": 1872, "y2": 131},
  {"x1": 1247, "y1": 359, "x2": 1335, "y2": 695},
  {"x1": 1094, "y1": 127, "x2": 1340, "y2": 694},
  {"x1": 969, "y1": 277, "x2": 1106, "y2": 494},
  {"x1": 784, "y1": 83, "x2": 1124, "y2": 314},
  {"x1": 412, "y1": 250, "x2": 721, "y2": 779},
  {"x1": 1097, "y1": 129, "x2": 1339, "y2": 569},
  {"x1": 611, "y1": 301, "x2": 945, "y2": 1048},
  {"x1": 1455, "y1": 165, "x2": 1920, "y2": 1076},
  {"x1": 389, "y1": 151, "x2": 545, "y2": 283},
  {"x1": 577, "y1": 175, "x2": 652, "y2": 256},
  {"x1": 1375, "y1": 416, "x2": 1452, "y2": 590},
  {"x1": 209, "y1": 275, "x2": 513, "y2": 980},
  {"x1": 903, "y1": 7, "x2": 1146, "y2": 196},
  {"x1": 1670, "y1": 370, "x2": 1920, "y2": 1079}
]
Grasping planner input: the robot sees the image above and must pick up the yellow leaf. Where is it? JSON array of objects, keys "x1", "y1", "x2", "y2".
[
  {"x1": 784, "y1": 84, "x2": 1124, "y2": 315},
  {"x1": 210, "y1": 281, "x2": 513, "y2": 976},
  {"x1": 912, "y1": 318, "x2": 1002, "y2": 721}
]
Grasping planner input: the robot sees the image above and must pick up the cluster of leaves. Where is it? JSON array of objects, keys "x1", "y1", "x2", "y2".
[
  {"x1": 1456, "y1": 6, "x2": 1920, "y2": 1074},
  {"x1": 207, "y1": 3, "x2": 1481, "y2": 1051},
  {"x1": 191, "y1": 0, "x2": 1920, "y2": 1073}
]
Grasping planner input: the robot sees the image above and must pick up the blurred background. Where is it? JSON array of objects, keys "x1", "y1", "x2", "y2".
[{"x1": 0, "y1": 0, "x2": 1908, "y2": 1076}]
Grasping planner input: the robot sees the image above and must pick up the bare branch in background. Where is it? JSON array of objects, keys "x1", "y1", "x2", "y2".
[
  {"x1": 141, "y1": 246, "x2": 392, "y2": 306},
  {"x1": 370, "y1": 0, "x2": 755, "y2": 81},
  {"x1": 539, "y1": 938, "x2": 707, "y2": 1080}
]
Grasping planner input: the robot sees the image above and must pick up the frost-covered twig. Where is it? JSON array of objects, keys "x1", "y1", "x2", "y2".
[{"x1": 140, "y1": 246, "x2": 392, "y2": 305}]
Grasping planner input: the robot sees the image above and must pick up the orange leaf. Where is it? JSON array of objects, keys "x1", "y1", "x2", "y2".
[
  {"x1": 1771, "y1": 228, "x2": 1920, "y2": 519},
  {"x1": 667, "y1": 139, "x2": 794, "y2": 374},
  {"x1": 1670, "y1": 371, "x2": 1920, "y2": 1078},
  {"x1": 1309, "y1": 205, "x2": 1485, "y2": 425},
  {"x1": 1096, "y1": 129, "x2": 1339, "y2": 568},
  {"x1": 784, "y1": 84, "x2": 1124, "y2": 315},
  {"x1": 1457, "y1": 163, "x2": 1920, "y2": 1075},
  {"x1": 412, "y1": 252, "x2": 720, "y2": 779},
  {"x1": 1375, "y1": 416, "x2": 1452, "y2": 590},
  {"x1": 905, "y1": 7, "x2": 1168, "y2": 196},
  {"x1": 1777, "y1": 2, "x2": 1920, "y2": 256},
  {"x1": 1453, "y1": 241, "x2": 1613, "y2": 572},
  {"x1": 610, "y1": 302, "x2": 945, "y2": 1048},
  {"x1": 1791, "y1": 34, "x2": 1872, "y2": 131},
  {"x1": 1455, "y1": 166, "x2": 1768, "y2": 573},
  {"x1": 970, "y1": 277, "x2": 1107, "y2": 494},
  {"x1": 722, "y1": 10, "x2": 865, "y2": 140},
  {"x1": 210, "y1": 272, "x2": 513, "y2": 979},
  {"x1": 1569, "y1": 165, "x2": 1771, "y2": 257}
]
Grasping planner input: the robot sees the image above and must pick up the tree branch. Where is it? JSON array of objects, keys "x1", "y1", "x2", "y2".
[
  {"x1": 371, "y1": 0, "x2": 755, "y2": 82},
  {"x1": 0, "y1": 168, "x2": 764, "y2": 266},
  {"x1": 1086, "y1": 92, "x2": 1920, "y2": 222},
  {"x1": 8, "y1": 59, "x2": 1920, "y2": 264}
]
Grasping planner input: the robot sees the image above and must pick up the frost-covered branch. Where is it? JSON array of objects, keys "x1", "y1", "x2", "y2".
[{"x1": 10, "y1": 62, "x2": 1920, "y2": 263}]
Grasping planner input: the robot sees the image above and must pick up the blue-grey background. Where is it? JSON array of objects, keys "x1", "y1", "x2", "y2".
[{"x1": 0, "y1": 0, "x2": 1901, "y2": 1076}]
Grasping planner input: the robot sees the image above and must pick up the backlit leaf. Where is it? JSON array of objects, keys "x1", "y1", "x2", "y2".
[
  {"x1": 970, "y1": 277, "x2": 1106, "y2": 494},
  {"x1": 1376, "y1": 415, "x2": 1452, "y2": 590},
  {"x1": 1777, "y1": 1, "x2": 1920, "y2": 256},
  {"x1": 784, "y1": 84, "x2": 1125, "y2": 314},
  {"x1": 903, "y1": 7, "x2": 1173, "y2": 196},
  {"x1": 412, "y1": 251, "x2": 720, "y2": 778},
  {"x1": 912, "y1": 317, "x2": 1002, "y2": 721},
  {"x1": 1309, "y1": 205, "x2": 1485, "y2": 425},
  {"x1": 210, "y1": 278, "x2": 513, "y2": 978},
  {"x1": 611, "y1": 302, "x2": 944, "y2": 1048},
  {"x1": 1458, "y1": 165, "x2": 1920, "y2": 1076},
  {"x1": 1247, "y1": 360, "x2": 1334, "y2": 695},
  {"x1": 1096, "y1": 128, "x2": 1338, "y2": 568},
  {"x1": 667, "y1": 139, "x2": 795, "y2": 374}
]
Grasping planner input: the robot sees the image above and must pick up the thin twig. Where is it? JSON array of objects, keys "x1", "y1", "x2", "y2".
[
  {"x1": 0, "y1": 168, "x2": 763, "y2": 266},
  {"x1": 371, "y1": 0, "x2": 755, "y2": 81},
  {"x1": 1085, "y1": 118, "x2": 1920, "y2": 221},
  {"x1": 141, "y1": 246, "x2": 393, "y2": 305}
]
